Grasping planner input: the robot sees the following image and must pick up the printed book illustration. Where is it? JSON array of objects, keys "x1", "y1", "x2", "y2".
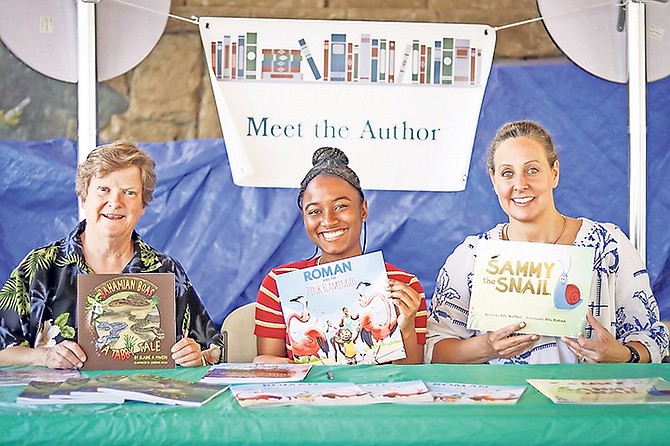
[
  {"x1": 426, "y1": 382, "x2": 526, "y2": 404},
  {"x1": 0, "y1": 367, "x2": 81, "y2": 386},
  {"x1": 275, "y1": 251, "x2": 406, "y2": 365},
  {"x1": 230, "y1": 381, "x2": 374, "y2": 407},
  {"x1": 97, "y1": 374, "x2": 228, "y2": 407},
  {"x1": 359, "y1": 380, "x2": 433, "y2": 404},
  {"x1": 200, "y1": 363, "x2": 313, "y2": 384},
  {"x1": 77, "y1": 273, "x2": 176, "y2": 370},
  {"x1": 468, "y1": 240, "x2": 595, "y2": 337},
  {"x1": 47, "y1": 377, "x2": 126, "y2": 404},
  {"x1": 205, "y1": 28, "x2": 487, "y2": 87},
  {"x1": 528, "y1": 378, "x2": 670, "y2": 404},
  {"x1": 16, "y1": 380, "x2": 74, "y2": 405}
]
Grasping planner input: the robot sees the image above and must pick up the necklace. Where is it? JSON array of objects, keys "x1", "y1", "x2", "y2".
[
  {"x1": 503, "y1": 214, "x2": 567, "y2": 244},
  {"x1": 316, "y1": 256, "x2": 322, "y2": 265}
]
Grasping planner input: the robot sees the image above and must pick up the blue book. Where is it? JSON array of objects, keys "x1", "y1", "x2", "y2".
[
  {"x1": 329, "y1": 33, "x2": 347, "y2": 81},
  {"x1": 299, "y1": 38, "x2": 321, "y2": 80}
]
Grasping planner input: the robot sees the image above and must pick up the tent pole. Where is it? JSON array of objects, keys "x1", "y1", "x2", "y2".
[
  {"x1": 77, "y1": 0, "x2": 98, "y2": 220},
  {"x1": 627, "y1": 0, "x2": 647, "y2": 264}
]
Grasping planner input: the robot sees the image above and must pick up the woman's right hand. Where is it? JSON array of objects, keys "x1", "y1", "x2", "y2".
[
  {"x1": 42, "y1": 340, "x2": 87, "y2": 369},
  {"x1": 484, "y1": 322, "x2": 539, "y2": 360}
]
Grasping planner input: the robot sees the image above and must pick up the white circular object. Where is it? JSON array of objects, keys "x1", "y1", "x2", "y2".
[
  {"x1": 0, "y1": 0, "x2": 170, "y2": 82},
  {"x1": 537, "y1": 0, "x2": 670, "y2": 83}
]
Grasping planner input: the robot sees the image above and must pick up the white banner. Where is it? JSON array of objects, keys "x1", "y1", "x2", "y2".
[{"x1": 198, "y1": 18, "x2": 496, "y2": 191}]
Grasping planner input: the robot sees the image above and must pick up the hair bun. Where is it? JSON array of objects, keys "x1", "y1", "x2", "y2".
[{"x1": 312, "y1": 146, "x2": 349, "y2": 167}]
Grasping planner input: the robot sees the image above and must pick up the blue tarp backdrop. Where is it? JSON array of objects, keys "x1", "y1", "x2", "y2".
[{"x1": 2, "y1": 59, "x2": 670, "y2": 328}]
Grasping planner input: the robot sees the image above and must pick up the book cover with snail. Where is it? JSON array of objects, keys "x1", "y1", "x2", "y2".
[
  {"x1": 468, "y1": 240, "x2": 595, "y2": 337},
  {"x1": 77, "y1": 273, "x2": 176, "y2": 370}
]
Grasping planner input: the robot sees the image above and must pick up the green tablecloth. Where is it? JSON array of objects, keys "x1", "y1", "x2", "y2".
[{"x1": 1, "y1": 363, "x2": 669, "y2": 445}]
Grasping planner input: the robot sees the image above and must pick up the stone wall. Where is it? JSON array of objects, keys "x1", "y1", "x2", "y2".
[{"x1": 0, "y1": 0, "x2": 562, "y2": 141}]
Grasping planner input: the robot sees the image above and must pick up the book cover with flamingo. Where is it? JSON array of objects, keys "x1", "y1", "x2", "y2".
[
  {"x1": 230, "y1": 381, "x2": 374, "y2": 407},
  {"x1": 275, "y1": 251, "x2": 406, "y2": 365},
  {"x1": 468, "y1": 240, "x2": 595, "y2": 337}
]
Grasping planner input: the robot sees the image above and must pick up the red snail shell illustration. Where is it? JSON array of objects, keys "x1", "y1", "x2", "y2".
[{"x1": 553, "y1": 259, "x2": 583, "y2": 309}]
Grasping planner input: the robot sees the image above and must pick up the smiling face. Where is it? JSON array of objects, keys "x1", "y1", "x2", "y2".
[
  {"x1": 301, "y1": 174, "x2": 368, "y2": 263},
  {"x1": 489, "y1": 136, "x2": 559, "y2": 224},
  {"x1": 82, "y1": 166, "x2": 146, "y2": 241}
]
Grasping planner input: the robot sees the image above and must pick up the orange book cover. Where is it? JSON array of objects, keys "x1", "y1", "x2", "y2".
[{"x1": 77, "y1": 273, "x2": 176, "y2": 370}]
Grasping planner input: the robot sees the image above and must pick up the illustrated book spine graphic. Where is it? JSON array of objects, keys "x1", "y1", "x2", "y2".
[
  {"x1": 275, "y1": 251, "x2": 406, "y2": 365},
  {"x1": 467, "y1": 240, "x2": 595, "y2": 337},
  {"x1": 206, "y1": 25, "x2": 485, "y2": 86},
  {"x1": 77, "y1": 273, "x2": 176, "y2": 370}
]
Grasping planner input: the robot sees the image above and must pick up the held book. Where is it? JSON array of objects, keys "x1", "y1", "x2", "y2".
[
  {"x1": 77, "y1": 273, "x2": 177, "y2": 370},
  {"x1": 275, "y1": 251, "x2": 406, "y2": 365},
  {"x1": 527, "y1": 377, "x2": 670, "y2": 404},
  {"x1": 467, "y1": 240, "x2": 595, "y2": 337},
  {"x1": 200, "y1": 363, "x2": 313, "y2": 384}
]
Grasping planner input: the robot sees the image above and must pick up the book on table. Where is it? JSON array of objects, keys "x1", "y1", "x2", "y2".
[
  {"x1": 200, "y1": 363, "x2": 312, "y2": 384},
  {"x1": 77, "y1": 273, "x2": 176, "y2": 370},
  {"x1": 275, "y1": 250, "x2": 406, "y2": 365},
  {"x1": 468, "y1": 239, "x2": 595, "y2": 337},
  {"x1": 528, "y1": 377, "x2": 670, "y2": 404},
  {"x1": 96, "y1": 374, "x2": 228, "y2": 407},
  {"x1": 16, "y1": 378, "x2": 123, "y2": 405},
  {"x1": 0, "y1": 367, "x2": 81, "y2": 386}
]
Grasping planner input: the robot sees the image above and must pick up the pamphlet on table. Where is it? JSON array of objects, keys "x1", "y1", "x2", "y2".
[
  {"x1": 528, "y1": 377, "x2": 670, "y2": 404},
  {"x1": 200, "y1": 363, "x2": 313, "y2": 384},
  {"x1": 425, "y1": 382, "x2": 526, "y2": 404}
]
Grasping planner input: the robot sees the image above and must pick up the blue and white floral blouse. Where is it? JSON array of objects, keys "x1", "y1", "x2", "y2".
[{"x1": 425, "y1": 218, "x2": 669, "y2": 364}]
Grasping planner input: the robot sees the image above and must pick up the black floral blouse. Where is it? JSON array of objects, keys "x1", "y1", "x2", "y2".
[{"x1": 0, "y1": 221, "x2": 222, "y2": 354}]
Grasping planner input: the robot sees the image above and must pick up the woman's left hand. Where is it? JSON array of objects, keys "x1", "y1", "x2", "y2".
[
  {"x1": 388, "y1": 279, "x2": 421, "y2": 333},
  {"x1": 171, "y1": 337, "x2": 206, "y2": 367},
  {"x1": 561, "y1": 312, "x2": 631, "y2": 363}
]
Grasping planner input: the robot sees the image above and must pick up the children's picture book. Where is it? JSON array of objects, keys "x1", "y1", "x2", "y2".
[
  {"x1": 275, "y1": 251, "x2": 406, "y2": 365},
  {"x1": 0, "y1": 367, "x2": 81, "y2": 386},
  {"x1": 527, "y1": 377, "x2": 670, "y2": 404},
  {"x1": 200, "y1": 363, "x2": 313, "y2": 384},
  {"x1": 468, "y1": 240, "x2": 595, "y2": 337},
  {"x1": 359, "y1": 380, "x2": 434, "y2": 404},
  {"x1": 47, "y1": 377, "x2": 126, "y2": 404},
  {"x1": 77, "y1": 273, "x2": 176, "y2": 370},
  {"x1": 96, "y1": 374, "x2": 228, "y2": 407},
  {"x1": 16, "y1": 380, "x2": 73, "y2": 405},
  {"x1": 425, "y1": 382, "x2": 527, "y2": 404},
  {"x1": 230, "y1": 381, "x2": 374, "y2": 407}
]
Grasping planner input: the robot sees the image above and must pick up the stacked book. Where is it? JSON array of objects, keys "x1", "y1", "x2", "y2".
[{"x1": 16, "y1": 374, "x2": 228, "y2": 407}]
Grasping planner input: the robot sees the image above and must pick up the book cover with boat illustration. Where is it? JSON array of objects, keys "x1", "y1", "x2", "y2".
[{"x1": 77, "y1": 273, "x2": 176, "y2": 370}]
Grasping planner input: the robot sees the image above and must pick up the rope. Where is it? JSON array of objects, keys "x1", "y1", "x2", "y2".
[
  {"x1": 106, "y1": 0, "x2": 199, "y2": 25},
  {"x1": 494, "y1": 0, "x2": 628, "y2": 31}
]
